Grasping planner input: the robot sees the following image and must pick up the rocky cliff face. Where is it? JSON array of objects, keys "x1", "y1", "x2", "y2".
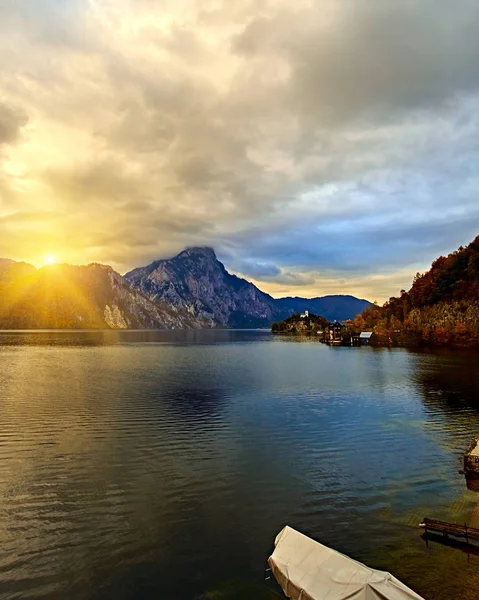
[
  {"x1": 125, "y1": 247, "x2": 277, "y2": 327},
  {"x1": 0, "y1": 261, "x2": 205, "y2": 329},
  {"x1": 104, "y1": 266, "x2": 207, "y2": 329}
]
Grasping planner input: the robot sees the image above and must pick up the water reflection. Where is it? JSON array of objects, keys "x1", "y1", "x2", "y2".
[
  {"x1": 163, "y1": 388, "x2": 226, "y2": 423},
  {"x1": 2, "y1": 338, "x2": 479, "y2": 599},
  {"x1": 422, "y1": 532, "x2": 479, "y2": 558},
  {"x1": 411, "y1": 348, "x2": 479, "y2": 413},
  {"x1": 0, "y1": 329, "x2": 273, "y2": 347},
  {"x1": 465, "y1": 477, "x2": 479, "y2": 493},
  {"x1": 407, "y1": 346, "x2": 479, "y2": 547}
]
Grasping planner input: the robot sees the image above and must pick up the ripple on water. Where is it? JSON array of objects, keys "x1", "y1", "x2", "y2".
[{"x1": 1, "y1": 334, "x2": 479, "y2": 599}]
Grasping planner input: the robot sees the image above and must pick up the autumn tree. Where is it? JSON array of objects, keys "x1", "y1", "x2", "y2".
[{"x1": 353, "y1": 314, "x2": 366, "y2": 330}]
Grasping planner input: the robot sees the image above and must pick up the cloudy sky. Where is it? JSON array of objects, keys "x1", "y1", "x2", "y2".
[{"x1": 1, "y1": 0, "x2": 479, "y2": 302}]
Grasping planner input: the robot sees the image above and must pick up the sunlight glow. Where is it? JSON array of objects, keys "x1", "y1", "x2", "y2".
[{"x1": 45, "y1": 255, "x2": 56, "y2": 265}]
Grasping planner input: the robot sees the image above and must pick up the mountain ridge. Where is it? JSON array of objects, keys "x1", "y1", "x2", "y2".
[
  {"x1": 0, "y1": 248, "x2": 372, "y2": 329},
  {"x1": 275, "y1": 294, "x2": 371, "y2": 322}
]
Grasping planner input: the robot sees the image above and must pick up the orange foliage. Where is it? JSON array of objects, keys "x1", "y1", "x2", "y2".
[{"x1": 359, "y1": 234, "x2": 479, "y2": 346}]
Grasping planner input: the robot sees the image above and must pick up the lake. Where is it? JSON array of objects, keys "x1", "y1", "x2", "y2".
[{"x1": 1, "y1": 330, "x2": 479, "y2": 600}]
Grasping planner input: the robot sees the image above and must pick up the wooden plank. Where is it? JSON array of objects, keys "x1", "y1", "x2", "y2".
[{"x1": 422, "y1": 518, "x2": 479, "y2": 537}]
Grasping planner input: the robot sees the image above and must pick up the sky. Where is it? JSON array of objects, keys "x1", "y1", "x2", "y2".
[{"x1": 1, "y1": 1, "x2": 479, "y2": 302}]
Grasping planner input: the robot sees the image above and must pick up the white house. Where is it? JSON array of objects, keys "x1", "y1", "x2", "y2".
[{"x1": 300, "y1": 310, "x2": 309, "y2": 318}]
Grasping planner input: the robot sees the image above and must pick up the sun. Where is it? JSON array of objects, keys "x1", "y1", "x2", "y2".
[{"x1": 45, "y1": 255, "x2": 56, "y2": 265}]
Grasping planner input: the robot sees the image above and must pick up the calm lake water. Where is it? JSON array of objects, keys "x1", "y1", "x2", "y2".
[{"x1": 1, "y1": 330, "x2": 479, "y2": 600}]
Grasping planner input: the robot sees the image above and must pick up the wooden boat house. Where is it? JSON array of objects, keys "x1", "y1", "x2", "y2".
[{"x1": 359, "y1": 331, "x2": 374, "y2": 345}]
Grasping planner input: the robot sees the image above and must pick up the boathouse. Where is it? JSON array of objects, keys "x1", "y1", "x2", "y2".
[{"x1": 359, "y1": 331, "x2": 373, "y2": 345}]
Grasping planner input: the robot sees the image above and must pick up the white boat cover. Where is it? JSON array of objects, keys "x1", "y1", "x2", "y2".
[{"x1": 268, "y1": 526, "x2": 424, "y2": 600}]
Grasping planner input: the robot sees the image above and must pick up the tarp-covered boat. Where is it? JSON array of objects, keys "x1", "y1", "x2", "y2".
[{"x1": 268, "y1": 526, "x2": 424, "y2": 600}]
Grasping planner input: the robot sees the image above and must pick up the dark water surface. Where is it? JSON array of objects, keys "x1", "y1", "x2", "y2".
[{"x1": 1, "y1": 330, "x2": 479, "y2": 600}]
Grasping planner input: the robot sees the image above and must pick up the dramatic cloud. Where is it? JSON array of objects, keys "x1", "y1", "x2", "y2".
[
  {"x1": 1, "y1": 0, "x2": 479, "y2": 301},
  {"x1": 0, "y1": 103, "x2": 28, "y2": 146}
]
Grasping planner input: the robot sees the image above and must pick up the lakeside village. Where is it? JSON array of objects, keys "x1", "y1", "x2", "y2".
[{"x1": 271, "y1": 311, "x2": 387, "y2": 346}]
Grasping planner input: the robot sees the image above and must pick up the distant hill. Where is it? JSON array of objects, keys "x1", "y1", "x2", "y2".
[
  {"x1": 0, "y1": 259, "x2": 36, "y2": 282},
  {"x1": 125, "y1": 247, "x2": 372, "y2": 327},
  {"x1": 275, "y1": 295, "x2": 372, "y2": 323},
  {"x1": 361, "y1": 234, "x2": 479, "y2": 346}
]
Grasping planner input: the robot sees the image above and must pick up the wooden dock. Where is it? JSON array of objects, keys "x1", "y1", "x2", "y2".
[{"x1": 420, "y1": 518, "x2": 479, "y2": 548}]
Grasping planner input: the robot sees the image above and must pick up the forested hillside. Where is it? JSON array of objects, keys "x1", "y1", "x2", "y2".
[
  {"x1": 361, "y1": 235, "x2": 479, "y2": 346},
  {"x1": 271, "y1": 313, "x2": 329, "y2": 334}
]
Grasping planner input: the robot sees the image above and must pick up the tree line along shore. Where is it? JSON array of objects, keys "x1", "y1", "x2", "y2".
[{"x1": 272, "y1": 234, "x2": 479, "y2": 348}]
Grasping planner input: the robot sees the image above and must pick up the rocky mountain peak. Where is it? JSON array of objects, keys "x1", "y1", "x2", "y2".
[
  {"x1": 171, "y1": 246, "x2": 223, "y2": 276},
  {"x1": 124, "y1": 246, "x2": 274, "y2": 327},
  {"x1": 179, "y1": 247, "x2": 217, "y2": 260}
]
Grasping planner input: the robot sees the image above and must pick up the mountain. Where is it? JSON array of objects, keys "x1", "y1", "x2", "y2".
[
  {"x1": 0, "y1": 248, "x2": 371, "y2": 330},
  {"x1": 0, "y1": 259, "x2": 36, "y2": 282},
  {"x1": 361, "y1": 234, "x2": 479, "y2": 346},
  {"x1": 0, "y1": 261, "x2": 205, "y2": 329},
  {"x1": 275, "y1": 295, "x2": 372, "y2": 322},
  {"x1": 125, "y1": 247, "x2": 277, "y2": 327},
  {"x1": 125, "y1": 247, "x2": 371, "y2": 327},
  {"x1": 0, "y1": 258, "x2": 15, "y2": 267}
]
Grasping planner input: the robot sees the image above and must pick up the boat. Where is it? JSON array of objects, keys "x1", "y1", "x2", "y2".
[
  {"x1": 268, "y1": 526, "x2": 424, "y2": 600},
  {"x1": 419, "y1": 517, "x2": 479, "y2": 548},
  {"x1": 464, "y1": 437, "x2": 479, "y2": 478}
]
